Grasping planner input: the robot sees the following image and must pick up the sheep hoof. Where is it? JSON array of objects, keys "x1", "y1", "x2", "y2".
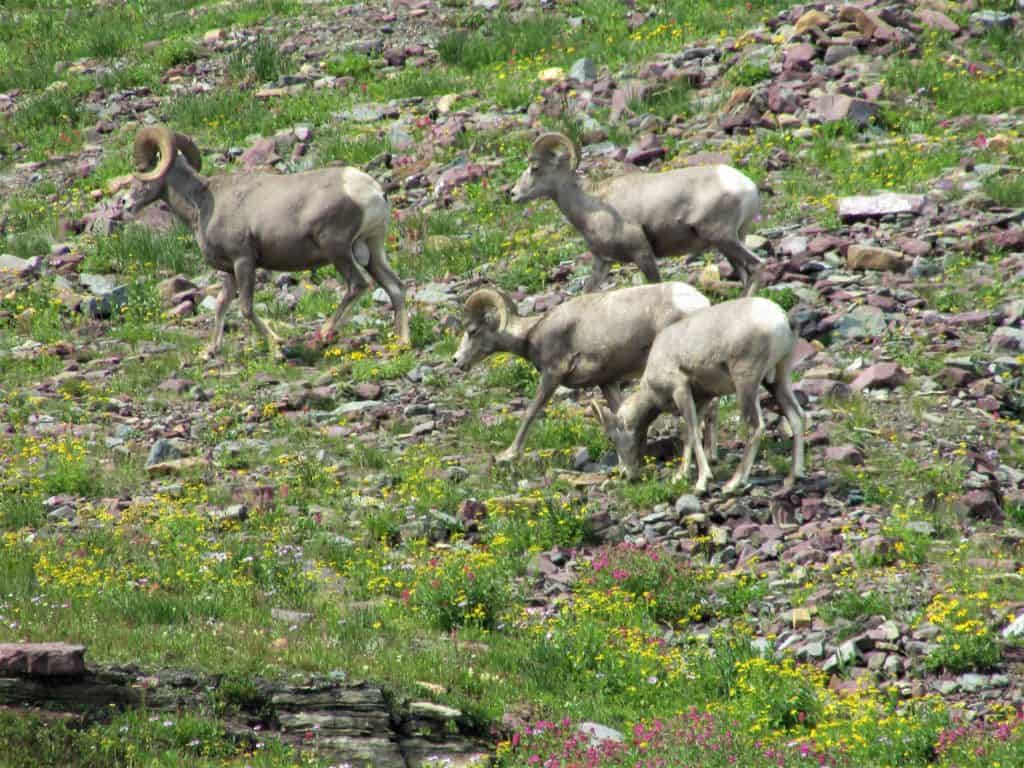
[{"x1": 722, "y1": 479, "x2": 749, "y2": 497}]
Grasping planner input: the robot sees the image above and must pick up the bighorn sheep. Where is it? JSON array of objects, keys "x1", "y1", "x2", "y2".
[
  {"x1": 129, "y1": 125, "x2": 409, "y2": 358},
  {"x1": 453, "y1": 283, "x2": 714, "y2": 462},
  {"x1": 592, "y1": 297, "x2": 806, "y2": 495},
  {"x1": 510, "y1": 132, "x2": 763, "y2": 295}
]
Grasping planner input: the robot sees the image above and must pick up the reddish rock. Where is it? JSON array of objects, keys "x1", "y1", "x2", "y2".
[
  {"x1": 917, "y1": 9, "x2": 960, "y2": 34},
  {"x1": 794, "y1": 378, "x2": 851, "y2": 400},
  {"x1": 158, "y1": 377, "x2": 191, "y2": 394},
  {"x1": 976, "y1": 227, "x2": 1024, "y2": 253},
  {"x1": 958, "y1": 489, "x2": 1002, "y2": 521},
  {"x1": 240, "y1": 137, "x2": 279, "y2": 169},
  {"x1": 353, "y1": 382, "x2": 383, "y2": 400},
  {"x1": 815, "y1": 94, "x2": 879, "y2": 127},
  {"x1": 894, "y1": 236, "x2": 932, "y2": 258},
  {"x1": 846, "y1": 244, "x2": 908, "y2": 272},
  {"x1": 840, "y1": 5, "x2": 897, "y2": 41},
  {"x1": 807, "y1": 234, "x2": 849, "y2": 254},
  {"x1": 168, "y1": 300, "x2": 195, "y2": 318},
  {"x1": 0, "y1": 643, "x2": 86, "y2": 677},
  {"x1": 850, "y1": 362, "x2": 909, "y2": 392},
  {"x1": 937, "y1": 367, "x2": 974, "y2": 388},
  {"x1": 158, "y1": 275, "x2": 197, "y2": 303},
  {"x1": 783, "y1": 43, "x2": 818, "y2": 72},
  {"x1": 838, "y1": 193, "x2": 926, "y2": 222},
  {"x1": 767, "y1": 85, "x2": 801, "y2": 114},
  {"x1": 825, "y1": 444, "x2": 864, "y2": 464},
  {"x1": 433, "y1": 163, "x2": 490, "y2": 198}
]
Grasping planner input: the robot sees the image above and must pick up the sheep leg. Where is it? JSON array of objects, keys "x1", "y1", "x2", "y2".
[
  {"x1": 723, "y1": 381, "x2": 764, "y2": 495},
  {"x1": 678, "y1": 397, "x2": 716, "y2": 481},
  {"x1": 771, "y1": 361, "x2": 807, "y2": 488},
  {"x1": 362, "y1": 235, "x2": 410, "y2": 345},
  {"x1": 711, "y1": 238, "x2": 763, "y2": 296},
  {"x1": 599, "y1": 383, "x2": 623, "y2": 413},
  {"x1": 702, "y1": 399, "x2": 718, "y2": 460},
  {"x1": 633, "y1": 247, "x2": 662, "y2": 284},
  {"x1": 671, "y1": 381, "x2": 713, "y2": 494},
  {"x1": 321, "y1": 251, "x2": 369, "y2": 343},
  {"x1": 497, "y1": 371, "x2": 560, "y2": 462},
  {"x1": 203, "y1": 270, "x2": 237, "y2": 359},
  {"x1": 234, "y1": 254, "x2": 282, "y2": 358},
  {"x1": 675, "y1": 393, "x2": 716, "y2": 483},
  {"x1": 582, "y1": 256, "x2": 611, "y2": 293}
]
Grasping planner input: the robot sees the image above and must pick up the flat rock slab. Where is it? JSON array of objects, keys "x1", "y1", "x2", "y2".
[
  {"x1": 0, "y1": 643, "x2": 86, "y2": 677},
  {"x1": 838, "y1": 193, "x2": 926, "y2": 223}
]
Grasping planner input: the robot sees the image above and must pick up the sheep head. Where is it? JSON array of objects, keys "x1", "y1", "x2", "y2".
[
  {"x1": 591, "y1": 400, "x2": 642, "y2": 481},
  {"x1": 128, "y1": 126, "x2": 202, "y2": 212},
  {"x1": 453, "y1": 288, "x2": 518, "y2": 371},
  {"x1": 510, "y1": 132, "x2": 578, "y2": 203}
]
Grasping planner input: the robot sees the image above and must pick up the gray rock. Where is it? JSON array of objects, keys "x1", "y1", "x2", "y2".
[
  {"x1": 337, "y1": 103, "x2": 390, "y2": 122},
  {"x1": 824, "y1": 45, "x2": 858, "y2": 66},
  {"x1": 834, "y1": 305, "x2": 886, "y2": 340},
  {"x1": 572, "y1": 446, "x2": 591, "y2": 471},
  {"x1": 387, "y1": 123, "x2": 414, "y2": 152},
  {"x1": 271, "y1": 608, "x2": 313, "y2": 624},
  {"x1": 909, "y1": 256, "x2": 942, "y2": 279},
  {"x1": 815, "y1": 94, "x2": 879, "y2": 127},
  {"x1": 413, "y1": 282, "x2": 454, "y2": 305},
  {"x1": 209, "y1": 504, "x2": 249, "y2": 523},
  {"x1": 0, "y1": 253, "x2": 38, "y2": 277},
  {"x1": 146, "y1": 438, "x2": 182, "y2": 468},
  {"x1": 332, "y1": 400, "x2": 384, "y2": 415},
  {"x1": 578, "y1": 722, "x2": 624, "y2": 746},
  {"x1": 958, "y1": 673, "x2": 990, "y2": 693},
  {"x1": 569, "y1": 57, "x2": 597, "y2": 81},
  {"x1": 970, "y1": 10, "x2": 1014, "y2": 30},
  {"x1": 905, "y1": 520, "x2": 935, "y2": 536},
  {"x1": 991, "y1": 327, "x2": 1024, "y2": 353},
  {"x1": 1003, "y1": 613, "x2": 1024, "y2": 640},
  {"x1": 674, "y1": 494, "x2": 701, "y2": 517}
]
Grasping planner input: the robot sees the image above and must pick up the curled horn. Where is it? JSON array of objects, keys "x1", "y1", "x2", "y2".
[
  {"x1": 463, "y1": 288, "x2": 516, "y2": 331},
  {"x1": 530, "y1": 132, "x2": 578, "y2": 170},
  {"x1": 174, "y1": 132, "x2": 202, "y2": 172},
  {"x1": 133, "y1": 125, "x2": 177, "y2": 183}
]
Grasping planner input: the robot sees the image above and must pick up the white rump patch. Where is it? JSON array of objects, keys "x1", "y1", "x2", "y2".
[
  {"x1": 671, "y1": 283, "x2": 711, "y2": 314},
  {"x1": 715, "y1": 165, "x2": 757, "y2": 198}
]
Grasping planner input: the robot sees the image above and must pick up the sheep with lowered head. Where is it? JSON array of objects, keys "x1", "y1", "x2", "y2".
[
  {"x1": 453, "y1": 282, "x2": 716, "y2": 463},
  {"x1": 593, "y1": 297, "x2": 806, "y2": 495},
  {"x1": 128, "y1": 125, "x2": 409, "y2": 358},
  {"x1": 511, "y1": 132, "x2": 763, "y2": 295}
]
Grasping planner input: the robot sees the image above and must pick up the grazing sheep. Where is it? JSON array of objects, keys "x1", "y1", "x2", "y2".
[
  {"x1": 453, "y1": 283, "x2": 714, "y2": 462},
  {"x1": 510, "y1": 132, "x2": 763, "y2": 295},
  {"x1": 592, "y1": 297, "x2": 806, "y2": 495},
  {"x1": 128, "y1": 125, "x2": 409, "y2": 358}
]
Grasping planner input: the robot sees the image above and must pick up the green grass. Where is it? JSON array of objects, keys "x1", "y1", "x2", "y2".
[{"x1": 2, "y1": 1, "x2": 1024, "y2": 766}]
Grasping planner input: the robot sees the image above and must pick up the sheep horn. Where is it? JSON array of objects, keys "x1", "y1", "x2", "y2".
[
  {"x1": 530, "y1": 132, "x2": 578, "y2": 170},
  {"x1": 464, "y1": 288, "x2": 516, "y2": 331},
  {"x1": 133, "y1": 125, "x2": 177, "y2": 183},
  {"x1": 174, "y1": 132, "x2": 202, "y2": 172}
]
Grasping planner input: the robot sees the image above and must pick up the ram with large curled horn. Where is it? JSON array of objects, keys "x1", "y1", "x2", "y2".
[
  {"x1": 128, "y1": 124, "x2": 409, "y2": 358},
  {"x1": 453, "y1": 282, "x2": 717, "y2": 464},
  {"x1": 510, "y1": 131, "x2": 764, "y2": 295}
]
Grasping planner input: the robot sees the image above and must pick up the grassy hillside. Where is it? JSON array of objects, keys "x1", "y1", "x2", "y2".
[{"x1": 1, "y1": 0, "x2": 1023, "y2": 766}]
